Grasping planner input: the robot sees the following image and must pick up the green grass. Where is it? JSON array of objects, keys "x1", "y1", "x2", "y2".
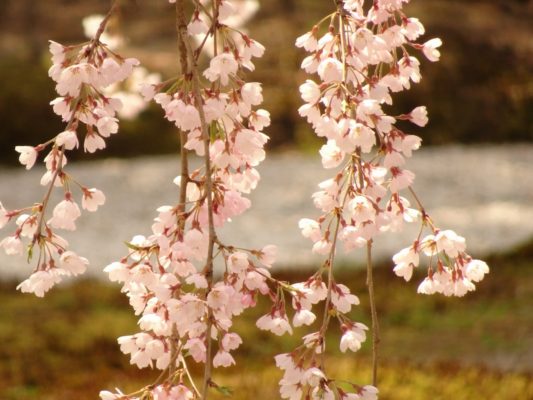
[{"x1": 0, "y1": 240, "x2": 532, "y2": 399}]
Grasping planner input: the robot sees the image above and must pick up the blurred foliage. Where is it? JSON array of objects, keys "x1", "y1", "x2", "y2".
[
  {"x1": 0, "y1": 239, "x2": 532, "y2": 399},
  {"x1": 0, "y1": 0, "x2": 531, "y2": 165}
]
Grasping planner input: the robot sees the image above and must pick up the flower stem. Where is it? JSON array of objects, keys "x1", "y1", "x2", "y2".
[
  {"x1": 176, "y1": 1, "x2": 217, "y2": 397},
  {"x1": 366, "y1": 239, "x2": 380, "y2": 387}
]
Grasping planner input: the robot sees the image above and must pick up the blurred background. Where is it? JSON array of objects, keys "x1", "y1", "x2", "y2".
[{"x1": 0, "y1": 0, "x2": 532, "y2": 399}]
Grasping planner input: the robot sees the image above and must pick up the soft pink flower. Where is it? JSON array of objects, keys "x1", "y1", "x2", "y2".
[
  {"x1": 213, "y1": 350, "x2": 235, "y2": 368},
  {"x1": 300, "y1": 80, "x2": 321, "y2": 104},
  {"x1": 402, "y1": 18, "x2": 425, "y2": 41},
  {"x1": 203, "y1": 52, "x2": 238, "y2": 85},
  {"x1": 293, "y1": 309, "x2": 316, "y2": 327},
  {"x1": 84, "y1": 132, "x2": 106, "y2": 153},
  {"x1": 340, "y1": 323, "x2": 368, "y2": 353},
  {"x1": 0, "y1": 202, "x2": 9, "y2": 229},
  {"x1": 331, "y1": 284, "x2": 359, "y2": 313},
  {"x1": 422, "y1": 38, "x2": 442, "y2": 62},
  {"x1": 59, "y1": 251, "x2": 89, "y2": 276},
  {"x1": 82, "y1": 188, "x2": 106, "y2": 212},
  {"x1": 1, "y1": 235, "x2": 23, "y2": 256},
  {"x1": 56, "y1": 130, "x2": 79, "y2": 150},
  {"x1": 49, "y1": 198, "x2": 81, "y2": 231},
  {"x1": 392, "y1": 245, "x2": 419, "y2": 281},
  {"x1": 465, "y1": 259, "x2": 489, "y2": 282},
  {"x1": 17, "y1": 270, "x2": 62, "y2": 297},
  {"x1": 295, "y1": 31, "x2": 318, "y2": 52},
  {"x1": 435, "y1": 229, "x2": 466, "y2": 257},
  {"x1": 15, "y1": 146, "x2": 38, "y2": 170},
  {"x1": 410, "y1": 106, "x2": 428, "y2": 127},
  {"x1": 317, "y1": 57, "x2": 343, "y2": 83}
]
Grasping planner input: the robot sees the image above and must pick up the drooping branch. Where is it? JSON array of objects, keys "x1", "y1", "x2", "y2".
[{"x1": 176, "y1": 1, "x2": 217, "y2": 397}]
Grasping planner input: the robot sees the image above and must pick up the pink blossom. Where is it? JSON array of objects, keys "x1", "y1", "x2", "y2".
[
  {"x1": 82, "y1": 188, "x2": 106, "y2": 212},
  {"x1": 390, "y1": 168, "x2": 415, "y2": 192},
  {"x1": 96, "y1": 116, "x2": 119, "y2": 137},
  {"x1": 331, "y1": 284, "x2": 359, "y2": 313},
  {"x1": 183, "y1": 338, "x2": 206, "y2": 363},
  {"x1": 392, "y1": 245, "x2": 419, "y2": 281},
  {"x1": 402, "y1": 18, "x2": 425, "y2": 41},
  {"x1": 56, "y1": 63, "x2": 99, "y2": 96},
  {"x1": 258, "y1": 244, "x2": 277, "y2": 267},
  {"x1": 56, "y1": 130, "x2": 79, "y2": 150},
  {"x1": 312, "y1": 239, "x2": 332, "y2": 255},
  {"x1": 48, "y1": 198, "x2": 81, "y2": 231},
  {"x1": 417, "y1": 277, "x2": 437, "y2": 295},
  {"x1": 317, "y1": 58, "x2": 343, "y2": 83},
  {"x1": 348, "y1": 196, "x2": 376, "y2": 225},
  {"x1": 319, "y1": 140, "x2": 344, "y2": 169},
  {"x1": 340, "y1": 323, "x2": 368, "y2": 353},
  {"x1": 104, "y1": 261, "x2": 130, "y2": 283},
  {"x1": 299, "y1": 218, "x2": 322, "y2": 242},
  {"x1": 257, "y1": 312, "x2": 293, "y2": 336},
  {"x1": 213, "y1": 350, "x2": 235, "y2": 368},
  {"x1": 59, "y1": 251, "x2": 89, "y2": 276},
  {"x1": 15, "y1": 146, "x2": 38, "y2": 170},
  {"x1": 48, "y1": 40, "x2": 65, "y2": 64},
  {"x1": 0, "y1": 202, "x2": 9, "y2": 229},
  {"x1": 84, "y1": 132, "x2": 106, "y2": 153},
  {"x1": 222, "y1": 332, "x2": 242, "y2": 351},
  {"x1": 1, "y1": 235, "x2": 23, "y2": 256},
  {"x1": 300, "y1": 80, "x2": 321, "y2": 104},
  {"x1": 410, "y1": 106, "x2": 429, "y2": 127},
  {"x1": 203, "y1": 52, "x2": 238, "y2": 85},
  {"x1": 359, "y1": 385, "x2": 379, "y2": 400},
  {"x1": 435, "y1": 229, "x2": 466, "y2": 257},
  {"x1": 465, "y1": 259, "x2": 489, "y2": 282},
  {"x1": 17, "y1": 270, "x2": 62, "y2": 297},
  {"x1": 422, "y1": 38, "x2": 443, "y2": 62},
  {"x1": 99, "y1": 390, "x2": 124, "y2": 400},
  {"x1": 295, "y1": 31, "x2": 318, "y2": 52},
  {"x1": 293, "y1": 309, "x2": 316, "y2": 327},
  {"x1": 304, "y1": 367, "x2": 326, "y2": 387}
]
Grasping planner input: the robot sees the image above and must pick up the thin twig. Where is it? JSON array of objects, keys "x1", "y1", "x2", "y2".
[
  {"x1": 366, "y1": 239, "x2": 379, "y2": 386},
  {"x1": 179, "y1": 354, "x2": 202, "y2": 398},
  {"x1": 170, "y1": 0, "x2": 192, "y2": 378},
  {"x1": 176, "y1": 1, "x2": 217, "y2": 398},
  {"x1": 355, "y1": 151, "x2": 380, "y2": 387},
  {"x1": 94, "y1": 0, "x2": 120, "y2": 43}
]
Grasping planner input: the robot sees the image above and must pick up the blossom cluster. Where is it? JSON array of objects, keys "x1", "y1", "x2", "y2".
[
  {"x1": 267, "y1": 0, "x2": 490, "y2": 398},
  {"x1": 82, "y1": 13, "x2": 161, "y2": 120},
  {"x1": 99, "y1": 1, "x2": 281, "y2": 398},
  {"x1": 0, "y1": 14, "x2": 138, "y2": 296},
  {"x1": 296, "y1": 0, "x2": 489, "y2": 296}
]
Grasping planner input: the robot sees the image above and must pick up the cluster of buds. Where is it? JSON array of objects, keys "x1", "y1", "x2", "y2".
[{"x1": 0, "y1": 12, "x2": 138, "y2": 297}]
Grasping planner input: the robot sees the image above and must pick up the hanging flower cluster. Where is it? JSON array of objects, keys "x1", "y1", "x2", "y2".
[
  {"x1": 82, "y1": 13, "x2": 162, "y2": 120},
  {"x1": 263, "y1": 0, "x2": 490, "y2": 398},
  {"x1": 0, "y1": 11, "x2": 138, "y2": 297},
  {"x1": 99, "y1": 1, "x2": 281, "y2": 398}
]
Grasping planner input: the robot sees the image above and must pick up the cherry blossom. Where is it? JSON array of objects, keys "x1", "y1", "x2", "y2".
[{"x1": 15, "y1": 146, "x2": 38, "y2": 170}]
